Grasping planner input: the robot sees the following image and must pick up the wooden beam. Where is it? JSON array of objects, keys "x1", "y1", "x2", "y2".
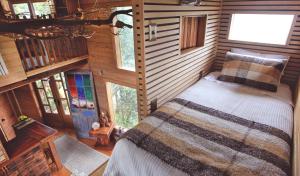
[
  {"x1": 0, "y1": 9, "x2": 133, "y2": 39},
  {"x1": 26, "y1": 55, "x2": 88, "y2": 77}
]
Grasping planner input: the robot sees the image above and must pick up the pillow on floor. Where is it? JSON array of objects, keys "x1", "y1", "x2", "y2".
[{"x1": 218, "y1": 52, "x2": 288, "y2": 92}]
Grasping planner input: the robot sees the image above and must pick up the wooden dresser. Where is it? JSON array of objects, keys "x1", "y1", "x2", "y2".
[{"x1": 0, "y1": 121, "x2": 62, "y2": 176}]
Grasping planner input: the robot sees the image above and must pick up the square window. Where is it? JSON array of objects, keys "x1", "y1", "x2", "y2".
[
  {"x1": 181, "y1": 15, "x2": 207, "y2": 51},
  {"x1": 33, "y1": 2, "x2": 51, "y2": 17},
  {"x1": 228, "y1": 14, "x2": 294, "y2": 45},
  {"x1": 12, "y1": 3, "x2": 30, "y2": 19}
]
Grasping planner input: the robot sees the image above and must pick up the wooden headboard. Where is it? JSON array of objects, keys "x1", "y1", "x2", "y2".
[{"x1": 293, "y1": 77, "x2": 300, "y2": 176}]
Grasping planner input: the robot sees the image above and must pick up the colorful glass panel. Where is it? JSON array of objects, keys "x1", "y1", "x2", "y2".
[
  {"x1": 83, "y1": 75, "x2": 91, "y2": 86},
  {"x1": 75, "y1": 74, "x2": 83, "y2": 87}
]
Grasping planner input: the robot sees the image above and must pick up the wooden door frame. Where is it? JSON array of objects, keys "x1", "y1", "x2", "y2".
[
  {"x1": 33, "y1": 77, "x2": 65, "y2": 128},
  {"x1": 51, "y1": 74, "x2": 74, "y2": 128}
]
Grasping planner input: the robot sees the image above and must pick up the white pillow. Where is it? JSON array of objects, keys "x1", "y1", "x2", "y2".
[{"x1": 231, "y1": 48, "x2": 289, "y2": 60}]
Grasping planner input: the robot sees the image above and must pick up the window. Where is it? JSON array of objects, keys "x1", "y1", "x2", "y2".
[
  {"x1": 109, "y1": 83, "x2": 138, "y2": 129},
  {"x1": 181, "y1": 15, "x2": 207, "y2": 51},
  {"x1": 36, "y1": 78, "x2": 58, "y2": 114},
  {"x1": 229, "y1": 14, "x2": 294, "y2": 45},
  {"x1": 12, "y1": 1, "x2": 53, "y2": 18},
  {"x1": 32, "y1": 2, "x2": 51, "y2": 17},
  {"x1": 115, "y1": 6, "x2": 135, "y2": 71},
  {"x1": 12, "y1": 3, "x2": 30, "y2": 19},
  {"x1": 35, "y1": 72, "x2": 71, "y2": 115}
]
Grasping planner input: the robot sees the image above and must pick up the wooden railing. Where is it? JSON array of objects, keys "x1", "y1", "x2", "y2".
[{"x1": 15, "y1": 37, "x2": 88, "y2": 72}]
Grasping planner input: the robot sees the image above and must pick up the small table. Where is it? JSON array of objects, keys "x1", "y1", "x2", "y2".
[
  {"x1": 4, "y1": 121, "x2": 62, "y2": 171},
  {"x1": 89, "y1": 124, "x2": 114, "y2": 146}
]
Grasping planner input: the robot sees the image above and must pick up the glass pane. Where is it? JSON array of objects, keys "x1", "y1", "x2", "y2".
[
  {"x1": 44, "y1": 106, "x2": 51, "y2": 113},
  {"x1": 56, "y1": 82, "x2": 66, "y2": 98},
  {"x1": 110, "y1": 83, "x2": 138, "y2": 129},
  {"x1": 62, "y1": 73, "x2": 67, "y2": 89},
  {"x1": 38, "y1": 89, "x2": 48, "y2": 105},
  {"x1": 62, "y1": 100, "x2": 70, "y2": 115},
  {"x1": 116, "y1": 7, "x2": 135, "y2": 71},
  {"x1": 83, "y1": 75, "x2": 91, "y2": 86},
  {"x1": 65, "y1": 91, "x2": 69, "y2": 101},
  {"x1": 33, "y1": 2, "x2": 51, "y2": 17},
  {"x1": 54, "y1": 74, "x2": 61, "y2": 80},
  {"x1": 67, "y1": 74, "x2": 76, "y2": 86},
  {"x1": 36, "y1": 80, "x2": 43, "y2": 88},
  {"x1": 229, "y1": 14, "x2": 294, "y2": 45},
  {"x1": 43, "y1": 80, "x2": 53, "y2": 97},
  {"x1": 13, "y1": 3, "x2": 30, "y2": 19},
  {"x1": 48, "y1": 98, "x2": 58, "y2": 114}
]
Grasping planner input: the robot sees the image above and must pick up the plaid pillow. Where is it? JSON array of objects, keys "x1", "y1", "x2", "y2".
[{"x1": 218, "y1": 52, "x2": 288, "y2": 92}]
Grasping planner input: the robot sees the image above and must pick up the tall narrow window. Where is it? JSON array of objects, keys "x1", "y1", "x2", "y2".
[
  {"x1": 181, "y1": 15, "x2": 207, "y2": 51},
  {"x1": 109, "y1": 83, "x2": 138, "y2": 129},
  {"x1": 229, "y1": 14, "x2": 294, "y2": 45},
  {"x1": 115, "y1": 6, "x2": 135, "y2": 71}
]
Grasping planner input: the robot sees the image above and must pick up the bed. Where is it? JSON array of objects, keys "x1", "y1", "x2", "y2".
[{"x1": 104, "y1": 72, "x2": 293, "y2": 176}]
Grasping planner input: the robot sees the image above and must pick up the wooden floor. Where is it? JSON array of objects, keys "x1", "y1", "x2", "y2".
[{"x1": 52, "y1": 128, "x2": 115, "y2": 176}]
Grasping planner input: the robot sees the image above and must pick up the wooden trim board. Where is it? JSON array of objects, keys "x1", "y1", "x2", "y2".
[
  {"x1": 26, "y1": 55, "x2": 88, "y2": 77},
  {"x1": 293, "y1": 77, "x2": 300, "y2": 176}
]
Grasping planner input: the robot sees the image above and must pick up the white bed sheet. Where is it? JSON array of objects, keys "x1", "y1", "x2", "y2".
[{"x1": 104, "y1": 72, "x2": 294, "y2": 176}]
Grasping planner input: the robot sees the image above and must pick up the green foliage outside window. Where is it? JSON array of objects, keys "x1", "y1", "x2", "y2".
[
  {"x1": 12, "y1": 2, "x2": 51, "y2": 18},
  {"x1": 116, "y1": 7, "x2": 135, "y2": 71},
  {"x1": 13, "y1": 3, "x2": 30, "y2": 18},
  {"x1": 33, "y1": 2, "x2": 51, "y2": 16},
  {"x1": 111, "y1": 83, "x2": 138, "y2": 129}
]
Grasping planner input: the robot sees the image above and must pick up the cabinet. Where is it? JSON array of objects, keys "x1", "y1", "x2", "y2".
[{"x1": 0, "y1": 146, "x2": 50, "y2": 176}]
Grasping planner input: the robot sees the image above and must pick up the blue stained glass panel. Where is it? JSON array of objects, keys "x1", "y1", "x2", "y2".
[
  {"x1": 77, "y1": 87, "x2": 85, "y2": 100},
  {"x1": 75, "y1": 74, "x2": 83, "y2": 87}
]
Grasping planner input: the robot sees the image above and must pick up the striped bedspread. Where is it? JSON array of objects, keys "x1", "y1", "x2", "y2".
[{"x1": 122, "y1": 98, "x2": 291, "y2": 176}]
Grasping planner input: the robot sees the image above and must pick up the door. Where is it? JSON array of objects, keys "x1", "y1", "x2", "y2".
[{"x1": 34, "y1": 72, "x2": 71, "y2": 128}]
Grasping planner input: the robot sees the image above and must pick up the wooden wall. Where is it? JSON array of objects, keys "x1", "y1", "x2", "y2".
[
  {"x1": 82, "y1": 1, "x2": 137, "y2": 120},
  {"x1": 136, "y1": 0, "x2": 222, "y2": 117},
  {"x1": 13, "y1": 84, "x2": 43, "y2": 122},
  {"x1": 0, "y1": 93, "x2": 16, "y2": 141},
  {"x1": 0, "y1": 36, "x2": 26, "y2": 88},
  {"x1": 293, "y1": 77, "x2": 300, "y2": 176},
  {"x1": 214, "y1": 0, "x2": 300, "y2": 87}
]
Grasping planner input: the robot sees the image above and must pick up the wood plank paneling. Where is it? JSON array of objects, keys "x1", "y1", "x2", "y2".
[
  {"x1": 137, "y1": 0, "x2": 222, "y2": 117},
  {"x1": 0, "y1": 36, "x2": 27, "y2": 87},
  {"x1": 293, "y1": 76, "x2": 300, "y2": 176},
  {"x1": 214, "y1": 0, "x2": 300, "y2": 87},
  {"x1": 84, "y1": 3, "x2": 138, "y2": 121},
  {"x1": 0, "y1": 93, "x2": 17, "y2": 141}
]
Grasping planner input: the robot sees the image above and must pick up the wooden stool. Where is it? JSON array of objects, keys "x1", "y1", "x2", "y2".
[{"x1": 89, "y1": 124, "x2": 114, "y2": 146}]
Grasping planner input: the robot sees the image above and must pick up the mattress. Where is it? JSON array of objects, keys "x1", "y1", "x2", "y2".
[{"x1": 104, "y1": 72, "x2": 293, "y2": 176}]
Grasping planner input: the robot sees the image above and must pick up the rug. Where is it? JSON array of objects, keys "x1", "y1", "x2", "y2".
[{"x1": 54, "y1": 135, "x2": 109, "y2": 176}]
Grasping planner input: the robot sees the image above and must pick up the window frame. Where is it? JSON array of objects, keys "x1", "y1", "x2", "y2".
[
  {"x1": 227, "y1": 13, "x2": 296, "y2": 46},
  {"x1": 106, "y1": 81, "x2": 138, "y2": 130},
  {"x1": 180, "y1": 15, "x2": 208, "y2": 55},
  {"x1": 9, "y1": 0, "x2": 54, "y2": 18},
  {"x1": 112, "y1": 6, "x2": 136, "y2": 72}
]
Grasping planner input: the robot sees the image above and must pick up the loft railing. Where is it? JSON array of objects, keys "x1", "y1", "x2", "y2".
[{"x1": 15, "y1": 36, "x2": 88, "y2": 73}]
